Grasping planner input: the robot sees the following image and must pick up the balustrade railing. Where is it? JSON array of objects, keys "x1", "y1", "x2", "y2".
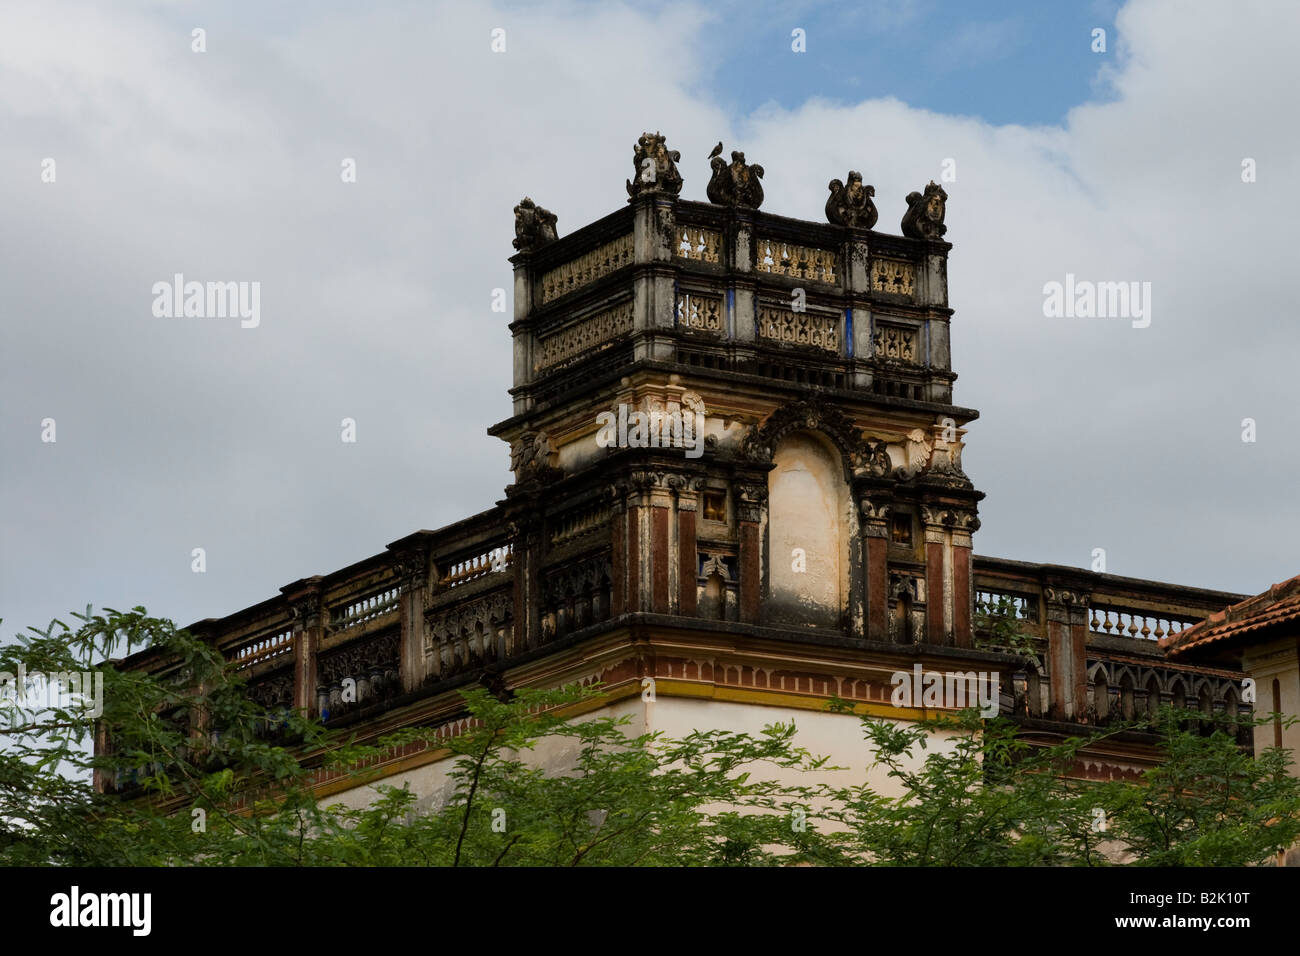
[
  {"x1": 974, "y1": 588, "x2": 1039, "y2": 624},
  {"x1": 443, "y1": 544, "x2": 513, "y2": 589},
  {"x1": 1088, "y1": 604, "x2": 1199, "y2": 641},
  {"x1": 229, "y1": 627, "x2": 294, "y2": 671},
  {"x1": 331, "y1": 586, "x2": 400, "y2": 632}
]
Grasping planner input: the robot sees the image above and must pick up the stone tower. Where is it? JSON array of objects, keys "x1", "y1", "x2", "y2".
[{"x1": 490, "y1": 134, "x2": 982, "y2": 652}]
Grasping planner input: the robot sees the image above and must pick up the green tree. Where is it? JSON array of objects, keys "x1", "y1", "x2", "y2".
[
  {"x1": 815, "y1": 705, "x2": 1113, "y2": 866},
  {"x1": 1098, "y1": 707, "x2": 1300, "y2": 866},
  {"x1": 308, "y1": 685, "x2": 833, "y2": 866},
  {"x1": 814, "y1": 702, "x2": 1300, "y2": 867},
  {"x1": 1, "y1": 607, "x2": 831, "y2": 866}
]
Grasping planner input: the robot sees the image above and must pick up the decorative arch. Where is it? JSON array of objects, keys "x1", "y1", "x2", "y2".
[{"x1": 743, "y1": 398, "x2": 872, "y2": 482}]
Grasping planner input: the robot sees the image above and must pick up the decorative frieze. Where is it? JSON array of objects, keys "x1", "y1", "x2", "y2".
[
  {"x1": 676, "y1": 293, "x2": 723, "y2": 333},
  {"x1": 871, "y1": 258, "x2": 915, "y2": 297},
  {"x1": 427, "y1": 590, "x2": 513, "y2": 676},
  {"x1": 247, "y1": 670, "x2": 294, "y2": 712},
  {"x1": 317, "y1": 631, "x2": 400, "y2": 701},
  {"x1": 755, "y1": 239, "x2": 837, "y2": 284},
  {"x1": 540, "y1": 234, "x2": 634, "y2": 304},
  {"x1": 873, "y1": 322, "x2": 916, "y2": 362},
  {"x1": 536, "y1": 302, "x2": 633, "y2": 371},
  {"x1": 676, "y1": 226, "x2": 721, "y2": 263},
  {"x1": 757, "y1": 307, "x2": 838, "y2": 353}
]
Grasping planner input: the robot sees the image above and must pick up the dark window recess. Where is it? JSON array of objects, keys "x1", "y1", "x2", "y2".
[{"x1": 891, "y1": 514, "x2": 913, "y2": 546}]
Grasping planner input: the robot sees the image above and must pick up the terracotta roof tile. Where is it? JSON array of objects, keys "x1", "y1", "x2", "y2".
[{"x1": 1162, "y1": 573, "x2": 1300, "y2": 656}]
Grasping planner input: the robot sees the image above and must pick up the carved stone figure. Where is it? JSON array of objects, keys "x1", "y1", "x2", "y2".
[
  {"x1": 510, "y1": 431, "x2": 554, "y2": 478},
  {"x1": 626, "y1": 131, "x2": 683, "y2": 198},
  {"x1": 825, "y1": 171, "x2": 878, "y2": 229},
  {"x1": 706, "y1": 142, "x2": 764, "y2": 208},
  {"x1": 512, "y1": 197, "x2": 558, "y2": 251},
  {"x1": 900, "y1": 181, "x2": 947, "y2": 240}
]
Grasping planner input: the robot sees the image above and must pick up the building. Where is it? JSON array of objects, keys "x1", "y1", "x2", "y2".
[{"x1": 106, "y1": 133, "x2": 1262, "y2": 807}]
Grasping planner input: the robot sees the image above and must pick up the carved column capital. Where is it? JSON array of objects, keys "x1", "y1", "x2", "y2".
[
  {"x1": 282, "y1": 579, "x2": 324, "y2": 630},
  {"x1": 1044, "y1": 587, "x2": 1090, "y2": 626},
  {"x1": 859, "y1": 496, "x2": 891, "y2": 537},
  {"x1": 393, "y1": 550, "x2": 429, "y2": 592},
  {"x1": 735, "y1": 482, "x2": 767, "y2": 523}
]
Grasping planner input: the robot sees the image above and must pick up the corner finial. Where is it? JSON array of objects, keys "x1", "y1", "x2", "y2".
[
  {"x1": 825, "y1": 171, "x2": 878, "y2": 229},
  {"x1": 626, "y1": 131, "x2": 683, "y2": 199},
  {"x1": 900, "y1": 181, "x2": 947, "y2": 240},
  {"x1": 705, "y1": 142, "x2": 764, "y2": 209},
  {"x1": 512, "y1": 197, "x2": 559, "y2": 251}
]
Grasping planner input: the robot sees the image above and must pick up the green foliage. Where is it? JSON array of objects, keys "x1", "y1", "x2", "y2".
[
  {"x1": 815, "y1": 704, "x2": 1112, "y2": 865},
  {"x1": 0, "y1": 608, "x2": 831, "y2": 866},
  {"x1": 0, "y1": 607, "x2": 334, "y2": 865},
  {"x1": 972, "y1": 594, "x2": 1039, "y2": 660},
  {"x1": 1096, "y1": 708, "x2": 1300, "y2": 866},
  {"x1": 812, "y1": 701, "x2": 1300, "y2": 867},
  {"x1": 309, "y1": 685, "x2": 833, "y2": 866},
  {"x1": 4, "y1": 606, "x2": 1298, "y2": 867}
]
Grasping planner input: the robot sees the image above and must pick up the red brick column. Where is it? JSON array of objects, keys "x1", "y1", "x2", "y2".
[
  {"x1": 859, "y1": 497, "x2": 891, "y2": 641},
  {"x1": 950, "y1": 509, "x2": 978, "y2": 649},
  {"x1": 736, "y1": 483, "x2": 765, "y2": 624},
  {"x1": 678, "y1": 500, "x2": 698, "y2": 616},
  {"x1": 952, "y1": 544, "x2": 972, "y2": 648},
  {"x1": 651, "y1": 504, "x2": 670, "y2": 614},
  {"x1": 925, "y1": 539, "x2": 945, "y2": 643}
]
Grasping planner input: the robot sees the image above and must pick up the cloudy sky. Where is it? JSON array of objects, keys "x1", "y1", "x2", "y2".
[{"x1": 1, "y1": 0, "x2": 1294, "y2": 643}]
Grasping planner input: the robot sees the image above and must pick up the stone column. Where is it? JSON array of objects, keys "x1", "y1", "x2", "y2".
[
  {"x1": 281, "y1": 577, "x2": 324, "y2": 715},
  {"x1": 1044, "y1": 588, "x2": 1090, "y2": 720},
  {"x1": 631, "y1": 193, "x2": 677, "y2": 363},
  {"x1": 394, "y1": 546, "x2": 430, "y2": 692},
  {"x1": 731, "y1": 210, "x2": 757, "y2": 353},
  {"x1": 509, "y1": 250, "x2": 535, "y2": 415},
  {"x1": 843, "y1": 230, "x2": 873, "y2": 387}
]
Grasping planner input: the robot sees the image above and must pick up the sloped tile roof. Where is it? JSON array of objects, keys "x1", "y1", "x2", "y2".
[{"x1": 1162, "y1": 574, "x2": 1300, "y2": 657}]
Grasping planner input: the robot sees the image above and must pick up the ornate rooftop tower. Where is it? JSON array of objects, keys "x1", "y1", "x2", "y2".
[
  {"x1": 106, "y1": 134, "x2": 1255, "y2": 802},
  {"x1": 490, "y1": 133, "x2": 981, "y2": 650}
]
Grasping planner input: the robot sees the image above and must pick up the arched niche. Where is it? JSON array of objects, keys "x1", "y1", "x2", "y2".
[{"x1": 765, "y1": 431, "x2": 850, "y2": 627}]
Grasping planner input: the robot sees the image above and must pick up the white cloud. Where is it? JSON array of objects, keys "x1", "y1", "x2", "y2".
[{"x1": 1, "y1": 0, "x2": 1294, "y2": 641}]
